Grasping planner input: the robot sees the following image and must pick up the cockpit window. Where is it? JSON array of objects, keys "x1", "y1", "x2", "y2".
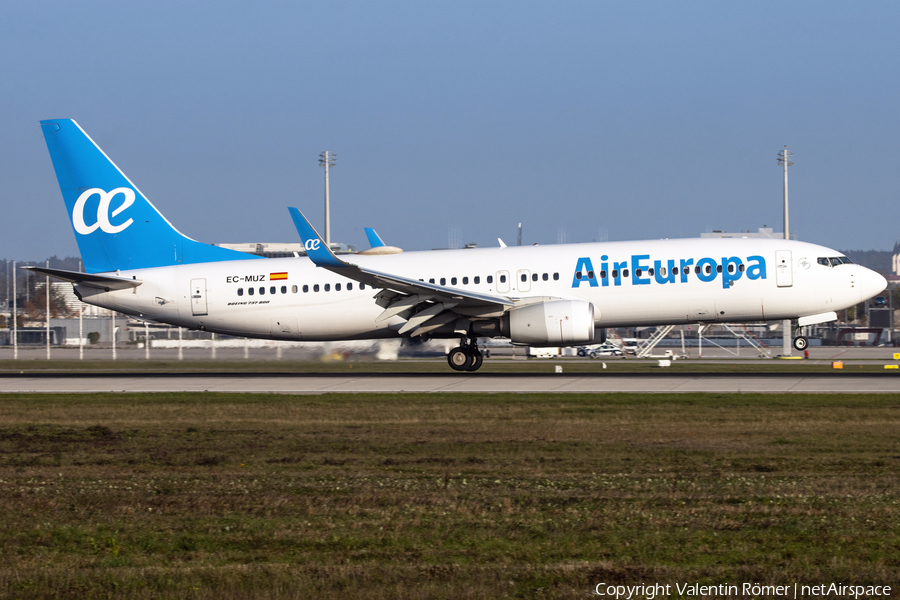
[{"x1": 819, "y1": 256, "x2": 853, "y2": 267}]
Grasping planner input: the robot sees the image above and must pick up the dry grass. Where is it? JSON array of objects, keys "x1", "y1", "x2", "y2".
[{"x1": 0, "y1": 392, "x2": 898, "y2": 598}]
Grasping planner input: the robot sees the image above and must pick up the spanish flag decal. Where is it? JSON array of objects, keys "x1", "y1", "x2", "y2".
[{"x1": 270, "y1": 272, "x2": 288, "y2": 280}]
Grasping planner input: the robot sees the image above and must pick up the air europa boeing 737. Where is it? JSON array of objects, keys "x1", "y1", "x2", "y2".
[{"x1": 27, "y1": 119, "x2": 886, "y2": 371}]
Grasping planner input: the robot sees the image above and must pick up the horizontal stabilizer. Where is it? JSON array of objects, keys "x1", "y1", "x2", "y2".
[{"x1": 20, "y1": 266, "x2": 142, "y2": 290}]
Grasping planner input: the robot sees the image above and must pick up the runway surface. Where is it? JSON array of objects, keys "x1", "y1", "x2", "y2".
[{"x1": 2, "y1": 372, "x2": 900, "y2": 394}]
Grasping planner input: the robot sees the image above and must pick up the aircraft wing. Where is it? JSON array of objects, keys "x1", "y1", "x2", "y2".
[
  {"x1": 20, "y1": 266, "x2": 142, "y2": 290},
  {"x1": 289, "y1": 208, "x2": 513, "y2": 309}
]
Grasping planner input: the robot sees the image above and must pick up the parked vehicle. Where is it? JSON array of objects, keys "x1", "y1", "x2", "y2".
[{"x1": 576, "y1": 342, "x2": 624, "y2": 358}]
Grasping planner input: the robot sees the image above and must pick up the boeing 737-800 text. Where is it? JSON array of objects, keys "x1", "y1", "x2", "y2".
[{"x1": 27, "y1": 119, "x2": 886, "y2": 371}]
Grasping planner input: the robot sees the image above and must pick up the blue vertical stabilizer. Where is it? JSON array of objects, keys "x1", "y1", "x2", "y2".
[{"x1": 40, "y1": 119, "x2": 261, "y2": 273}]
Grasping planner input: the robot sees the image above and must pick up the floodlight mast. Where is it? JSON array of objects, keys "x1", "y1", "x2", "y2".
[
  {"x1": 318, "y1": 151, "x2": 337, "y2": 245},
  {"x1": 777, "y1": 145, "x2": 795, "y2": 356},
  {"x1": 777, "y1": 146, "x2": 794, "y2": 243}
]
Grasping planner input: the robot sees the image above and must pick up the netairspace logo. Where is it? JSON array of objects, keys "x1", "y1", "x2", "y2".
[
  {"x1": 593, "y1": 582, "x2": 891, "y2": 599},
  {"x1": 573, "y1": 254, "x2": 767, "y2": 291}
]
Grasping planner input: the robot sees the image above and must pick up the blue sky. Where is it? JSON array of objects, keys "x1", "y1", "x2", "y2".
[{"x1": 1, "y1": 1, "x2": 898, "y2": 259}]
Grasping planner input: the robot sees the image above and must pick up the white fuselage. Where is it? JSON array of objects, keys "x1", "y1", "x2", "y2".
[{"x1": 74, "y1": 237, "x2": 883, "y2": 342}]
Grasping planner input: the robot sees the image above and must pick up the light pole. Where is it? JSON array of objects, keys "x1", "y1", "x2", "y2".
[
  {"x1": 777, "y1": 146, "x2": 794, "y2": 356},
  {"x1": 319, "y1": 151, "x2": 337, "y2": 246}
]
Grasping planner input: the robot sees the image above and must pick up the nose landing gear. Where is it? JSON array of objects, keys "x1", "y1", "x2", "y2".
[
  {"x1": 792, "y1": 336, "x2": 808, "y2": 351},
  {"x1": 447, "y1": 337, "x2": 484, "y2": 372}
]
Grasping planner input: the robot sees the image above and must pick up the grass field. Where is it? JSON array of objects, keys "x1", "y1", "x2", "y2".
[
  {"x1": 0, "y1": 392, "x2": 898, "y2": 598},
  {"x1": 0, "y1": 357, "x2": 897, "y2": 375}
]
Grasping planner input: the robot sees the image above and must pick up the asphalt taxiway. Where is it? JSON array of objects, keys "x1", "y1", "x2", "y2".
[{"x1": 2, "y1": 372, "x2": 899, "y2": 394}]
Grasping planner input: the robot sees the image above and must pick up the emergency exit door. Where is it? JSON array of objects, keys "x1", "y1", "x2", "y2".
[
  {"x1": 775, "y1": 250, "x2": 793, "y2": 287},
  {"x1": 191, "y1": 278, "x2": 208, "y2": 316}
]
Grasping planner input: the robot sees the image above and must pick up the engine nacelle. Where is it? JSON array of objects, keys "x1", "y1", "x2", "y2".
[{"x1": 507, "y1": 299, "x2": 595, "y2": 346}]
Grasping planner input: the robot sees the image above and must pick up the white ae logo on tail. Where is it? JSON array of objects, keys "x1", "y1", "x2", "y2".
[
  {"x1": 73, "y1": 188, "x2": 135, "y2": 235},
  {"x1": 305, "y1": 239, "x2": 321, "y2": 251}
]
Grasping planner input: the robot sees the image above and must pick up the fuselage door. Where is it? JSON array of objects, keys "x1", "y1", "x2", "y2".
[
  {"x1": 496, "y1": 270, "x2": 510, "y2": 293},
  {"x1": 190, "y1": 278, "x2": 208, "y2": 316},
  {"x1": 516, "y1": 269, "x2": 531, "y2": 292},
  {"x1": 775, "y1": 250, "x2": 793, "y2": 287}
]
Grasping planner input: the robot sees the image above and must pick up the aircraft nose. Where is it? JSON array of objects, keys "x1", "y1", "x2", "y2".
[{"x1": 858, "y1": 266, "x2": 887, "y2": 303}]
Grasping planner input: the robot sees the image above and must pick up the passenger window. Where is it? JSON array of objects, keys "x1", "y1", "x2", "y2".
[
  {"x1": 292, "y1": 285, "x2": 298, "y2": 293},
  {"x1": 270, "y1": 286, "x2": 276, "y2": 294},
  {"x1": 314, "y1": 284, "x2": 320, "y2": 292},
  {"x1": 336, "y1": 283, "x2": 341, "y2": 291},
  {"x1": 238, "y1": 288, "x2": 243, "y2": 296},
  {"x1": 576, "y1": 272, "x2": 583, "y2": 280},
  {"x1": 324, "y1": 283, "x2": 331, "y2": 292},
  {"x1": 521, "y1": 274, "x2": 527, "y2": 282},
  {"x1": 474, "y1": 276, "x2": 480, "y2": 284},
  {"x1": 716, "y1": 266, "x2": 722, "y2": 274},
  {"x1": 281, "y1": 286, "x2": 287, "y2": 294},
  {"x1": 612, "y1": 270, "x2": 618, "y2": 278},
  {"x1": 249, "y1": 287, "x2": 254, "y2": 296},
  {"x1": 695, "y1": 266, "x2": 701, "y2": 275},
  {"x1": 727, "y1": 264, "x2": 734, "y2": 274},
  {"x1": 360, "y1": 283, "x2": 366, "y2": 290},
  {"x1": 739, "y1": 264, "x2": 745, "y2": 272},
  {"x1": 429, "y1": 278, "x2": 435, "y2": 284},
  {"x1": 259, "y1": 287, "x2": 265, "y2": 295},
  {"x1": 463, "y1": 277, "x2": 468, "y2": 284},
  {"x1": 500, "y1": 274, "x2": 506, "y2": 283},
  {"x1": 348, "y1": 283, "x2": 353, "y2": 290},
  {"x1": 587, "y1": 270, "x2": 594, "y2": 279},
  {"x1": 303, "y1": 285, "x2": 309, "y2": 293},
  {"x1": 487, "y1": 275, "x2": 493, "y2": 284},
  {"x1": 623, "y1": 269, "x2": 629, "y2": 277},
  {"x1": 635, "y1": 269, "x2": 642, "y2": 277},
  {"x1": 532, "y1": 273, "x2": 538, "y2": 281},
  {"x1": 705, "y1": 266, "x2": 712, "y2": 275},
  {"x1": 451, "y1": 277, "x2": 457, "y2": 285},
  {"x1": 658, "y1": 268, "x2": 663, "y2": 276},
  {"x1": 440, "y1": 278, "x2": 446, "y2": 285},
  {"x1": 542, "y1": 273, "x2": 548, "y2": 281},
  {"x1": 553, "y1": 273, "x2": 559, "y2": 280},
  {"x1": 672, "y1": 267, "x2": 678, "y2": 275},
  {"x1": 600, "y1": 270, "x2": 607, "y2": 278}
]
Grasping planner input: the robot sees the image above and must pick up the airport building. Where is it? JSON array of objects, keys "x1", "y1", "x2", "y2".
[{"x1": 700, "y1": 227, "x2": 784, "y2": 239}]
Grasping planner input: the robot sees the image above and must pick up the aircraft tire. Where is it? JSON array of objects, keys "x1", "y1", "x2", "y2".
[
  {"x1": 792, "y1": 336, "x2": 809, "y2": 351},
  {"x1": 464, "y1": 350, "x2": 484, "y2": 372},
  {"x1": 448, "y1": 347, "x2": 473, "y2": 371}
]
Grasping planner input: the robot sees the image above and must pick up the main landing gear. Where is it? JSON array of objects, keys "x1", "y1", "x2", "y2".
[{"x1": 447, "y1": 337, "x2": 484, "y2": 372}]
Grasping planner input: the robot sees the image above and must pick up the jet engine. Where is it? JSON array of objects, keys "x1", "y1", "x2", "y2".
[{"x1": 506, "y1": 299, "x2": 595, "y2": 346}]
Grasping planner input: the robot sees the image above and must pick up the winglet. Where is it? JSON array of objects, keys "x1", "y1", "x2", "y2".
[
  {"x1": 288, "y1": 207, "x2": 347, "y2": 268},
  {"x1": 364, "y1": 227, "x2": 386, "y2": 248}
]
